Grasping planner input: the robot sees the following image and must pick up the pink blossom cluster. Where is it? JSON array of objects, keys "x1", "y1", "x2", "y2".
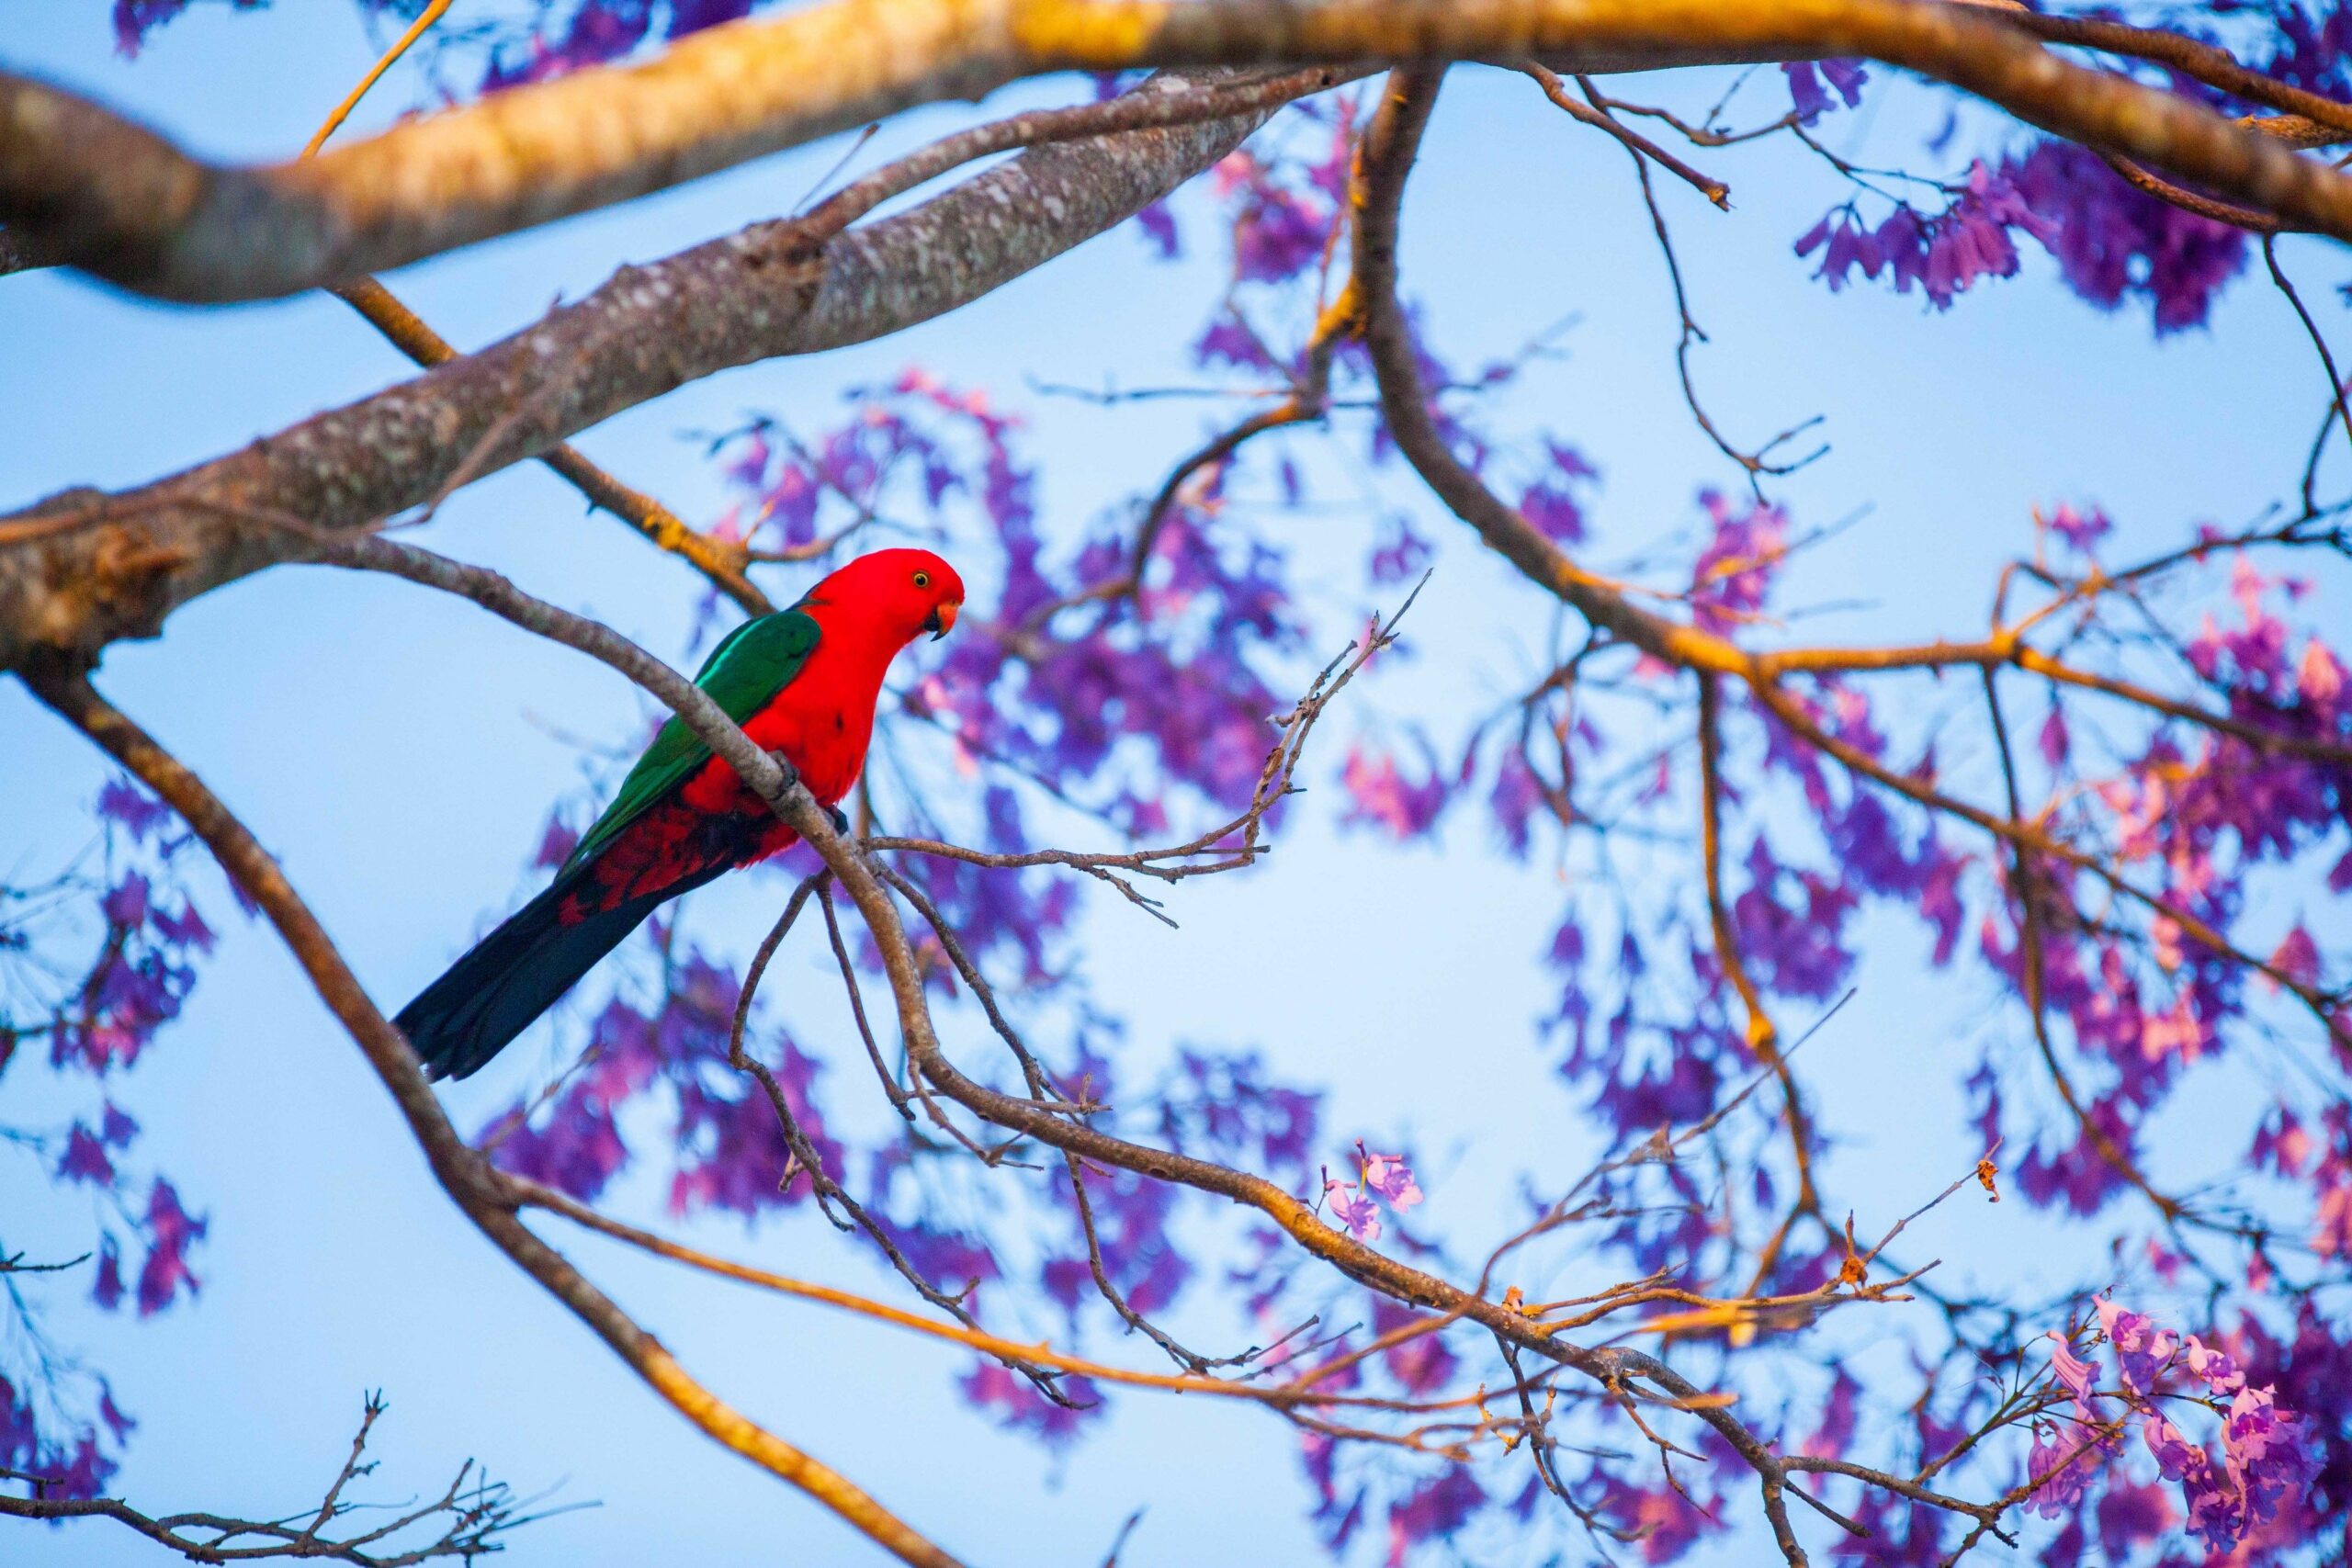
[{"x1": 2031, "y1": 1300, "x2": 2323, "y2": 1557}]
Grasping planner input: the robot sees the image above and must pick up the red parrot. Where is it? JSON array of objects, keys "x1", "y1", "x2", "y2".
[{"x1": 395, "y1": 547, "x2": 966, "y2": 1080}]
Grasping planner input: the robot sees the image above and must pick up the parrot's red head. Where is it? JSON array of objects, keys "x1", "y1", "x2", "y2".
[{"x1": 804, "y1": 547, "x2": 966, "y2": 647}]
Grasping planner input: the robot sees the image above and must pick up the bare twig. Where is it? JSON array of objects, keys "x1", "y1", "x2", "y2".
[{"x1": 0, "y1": 1394, "x2": 550, "y2": 1565}]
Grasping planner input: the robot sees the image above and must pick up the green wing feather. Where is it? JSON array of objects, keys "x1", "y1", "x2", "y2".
[{"x1": 560, "y1": 610, "x2": 821, "y2": 874}]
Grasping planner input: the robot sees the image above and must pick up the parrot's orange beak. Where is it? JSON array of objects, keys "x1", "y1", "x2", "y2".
[{"x1": 924, "y1": 601, "x2": 960, "y2": 640}]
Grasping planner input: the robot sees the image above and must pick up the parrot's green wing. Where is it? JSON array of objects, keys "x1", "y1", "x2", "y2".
[{"x1": 560, "y1": 609, "x2": 821, "y2": 874}]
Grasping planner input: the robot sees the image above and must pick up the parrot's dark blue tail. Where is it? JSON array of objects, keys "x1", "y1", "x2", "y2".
[{"x1": 393, "y1": 863, "x2": 725, "y2": 1081}]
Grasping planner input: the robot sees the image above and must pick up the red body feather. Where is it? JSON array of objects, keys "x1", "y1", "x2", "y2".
[
  {"x1": 396, "y1": 548, "x2": 965, "y2": 1081},
  {"x1": 558, "y1": 550, "x2": 965, "y2": 922}
]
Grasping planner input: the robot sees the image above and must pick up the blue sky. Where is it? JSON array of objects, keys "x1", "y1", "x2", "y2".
[{"x1": 5, "y1": 6, "x2": 2345, "y2": 1564}]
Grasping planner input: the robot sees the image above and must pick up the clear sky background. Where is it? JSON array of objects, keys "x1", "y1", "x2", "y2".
[{"x1": 4, "y1": 6, "x2": 2343, "y2": 1565}]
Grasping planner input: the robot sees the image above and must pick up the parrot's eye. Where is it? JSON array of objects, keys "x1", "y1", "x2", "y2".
[{"x1": 912, "y1": 570, "x2": 932, "y2": 589}]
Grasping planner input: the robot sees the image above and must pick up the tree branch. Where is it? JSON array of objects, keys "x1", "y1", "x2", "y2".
[
  {"x1": 0, "y1": 1393, "x2": 547, "y2": 1567},
  {"x1": 0, "y1": 225, "x2": 37, "y2": 278},
  {"x1": 17, "y1": 3, "x2": 2352, "y2": 674},
  {"x1": 9, "y1": 1, "x2": 2352, "y2": 301},
  {"x1": 19, "y1": 491, "x2": 2042, "y2": 1561},
  {"x1": 329, "y1": 276, "x2": 775, "y2": 615},
  {"x1": 15, "y1": 661, "x2": 967, "y2": 1568},
  {"x1": 0, "y1": 67, "x2": 1301, "y2": 673}
]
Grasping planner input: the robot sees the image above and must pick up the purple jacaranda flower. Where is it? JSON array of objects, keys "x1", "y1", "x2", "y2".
[
  {"x1": 1572, "y1": 1044, "x2": 1723, "y2": 1142},
  {"x1": 1690, "y1": 490, "x2": 1790, "y2": 630},
  {"x1": 488, "y1": 997, "x2": 658, "y2": 1201},
  {"x1": 669, "y1": 1078, "x2": 804, "y2": 1217},
  {"x1": 91, "y1": 1236, "x2": 125, "y2": 1312},
  {"x1": 1802, "y1": 1371, "x2": 1860, "y2": 1460},
  {"x1": 101, "y1": 874, "x2": 151, "y2": 931},
  {"x1": 1193, "y1": 315, "x2": 1276, "y2": 371},
  {"x1": 1325, "y1": 1178, "x2": 1383, "y2": 1241},
  {"x1": 1730, "y1": 840, "x2": 1859, "y2": 1002},
  {"x1": 96, "y1": 778, "x2": 171, "y2": 840},
  {"x1": 56, "y1": 1124, "x2": 115, "y2": 1186},
  {"x1": 1164, "y1": 1050, "x2": 1321, "y2": 1180},
  {"x1": 873, "y1": 1219, "x2": 999, "y2": 1297},
  {"x1": 1520, "y1": 480, "x2": 1585, "y2": 545},
  {"x1": 1385, "y1": 1467, "x2": 1485, "y2": 1567},
  {"x1": 2223, "y1": 1382, "x2": 2320, "y2": 1527},
  {"x1": 2252, "y1": 1105, "x2": 2314, "y2": 1178},
  {"x1": 1341, "y1": 742, "x2": 1448, "y2": 840},
  {"x1": 1299, "y1": 1430, "x2": 1368, "y2": 1549},
  {"x1": 2183, "y1": 1466, "x2": 2248, "y2": 1554},
  {"x1": 1135, "y1": 199, "x2": 1180, "y2": 259},
  {"x1": 1212, "y1": 152, "x2": 1332, "y2": 285},
  {"x1": 495, "y1": 1093, "x2": 628, "y2": 1201},
  {"x1": 2096, "y1": 1478, "x2": 2177, "y2": 1555},
  {"x1": 2027, "y1": 1422, "x2": 2093, "y2": 1517},
  {"x1": 483, "y1": 0, "x2": 655, "y2": 89},
  {"x1": 96, "y1": 1383, "x2": 134, "y2": 1445},
  {"x1": 1487, "y1": 750, "x2": 1546, "y2": 860},
  {"x1": 111, "y1": 0, "x2": 196, "y2": 56},
  {"x1": 2007, "y1": 140, "x2": 2248, "y2": 333},
  {"x1": 665, "y1": 0, "x2": 754, "y2": 37},
  {"x1": 2143, "y1": 1411, "x2": 2205, "y2": 1481},
  {"x1": 1054, "y1": 1162, "x2": 1187, "y2": 1315},
  {"x1": 2039, "y1": 707, "x2": 2072, "y2": 768},
  {"x1": 2184, "y1": 1334, "x2": 2245, "y2": 1394},
  {"x1": 151, "y1": 900, "x2": 214, "y2": 951},
  {"x1": 1370, "y1": 1297, "x2": 1457, "y2": 1395},
  {"x1": 1796, "y1": 162, "x2": 2055, "y2": 310},
  {"x1": 1782, "y1": 59, "x2": 1868, "y2": 120},
  {"x1": 1358, "y1": 1146, "x2": 1423, "y2": 1211},
  {"x1": 2044, "y1": 502, "x2": 2113, "y2": 553},
  {"x1": 958, "y1": 1363, "x2": 1102, "y2": 1447},
  {"x1": 2017, "y1": 1102, "x2": 2137, "y2": 1215},
  {"x1": 2047, "y1": 1330, "x2": 2100, "y2": 1422},
  {"x1": 2268, "y1": 924, "x2": 2322, "y2": 991},
  {"x1": 1039, "y1": 1257, "x2": 1092, "y2": 1314},
  {"x1": 1, "y1": 1370, "x2": 119, "y2": 1501},
  {"x1": 1368, "y1": 515, "x2": 1432, "y2": 586},
  {"x1": 135, "y1": 1179, "x2": 205, "y2": 1315},
  {"x1": 1520, "y1": 442, "x2": 1596, "y2": 545},
  {"x1": 1594, "y1": 1472, "x2": 1715, "y2": 1563},
  {"x1": 2096, "y1": 1298, "x2": 2179, "y2": 1393}
]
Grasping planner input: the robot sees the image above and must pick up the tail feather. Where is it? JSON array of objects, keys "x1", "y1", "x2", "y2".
[{"x1": 394, "y1": 864, "x2": 724, "y2": 1081}]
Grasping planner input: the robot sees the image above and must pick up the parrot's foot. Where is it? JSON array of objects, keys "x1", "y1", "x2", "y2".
[{"x1": 762, "y1": 750, "x2": 849, "y2": 835}]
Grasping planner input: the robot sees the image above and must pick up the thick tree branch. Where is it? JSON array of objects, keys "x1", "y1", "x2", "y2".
[
  {"x1": 0, "y1": 68, "x2": 1298, "y2": 673},
  {"x1": 0, "y1": 225, "x2": 36, "y2": 277},
  {"x1": 8, "y1": 1, "x2": 2352, "y2": 302},
  {"x1": 14, "y1": 4, "x2": 2352, "y2": 675}
]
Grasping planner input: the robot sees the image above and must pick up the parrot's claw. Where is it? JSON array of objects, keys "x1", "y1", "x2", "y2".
[{"x1": 762, "y1": 749, "x2": 846, "y2": 834}]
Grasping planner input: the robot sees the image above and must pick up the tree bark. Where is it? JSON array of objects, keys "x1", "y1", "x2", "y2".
[
  {"x1": 0, "y1": 70, "x2": 1281, "y2": 673},
  {"x1": 9, "y1": 0, "x2": 2351, "y2": 676},
  {"x1": 6, "y1": 1, "x2": 2343, "y2": 301}
]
